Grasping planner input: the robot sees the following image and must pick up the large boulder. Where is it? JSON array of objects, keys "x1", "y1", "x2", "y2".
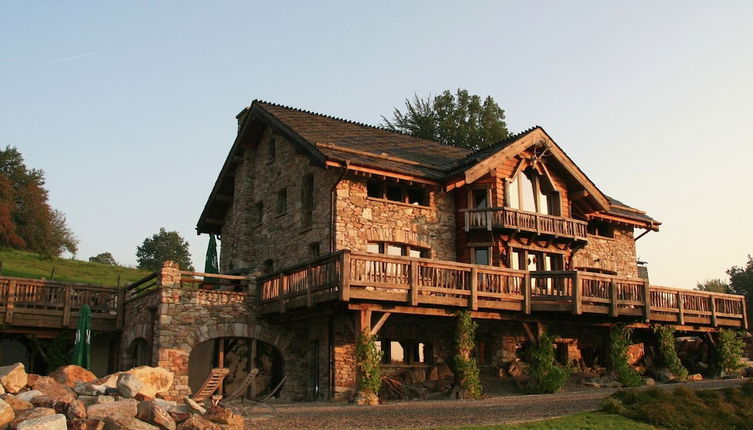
[
  {"x1": 103, "y1": 416, "x2": 158, "y2": 430},
  {"x1": 66, "y1": 399, "x2": 87, "y2": 420},
  {"x1": 15, "y1": 391, "x2": 43, "y2": 403},
  {"x1": 0, "y1": 394, "x2": 31, "y2": 411},
  {"x1": 10, "y1": 407, "x2": 55, "y2": 428},
  {"x1": 136, "y1": 401, "x2": 175, "y2": 430},
  {"x1": 48, "y1": 366, "x2": 96, "y2": 389},
  {"x1": 29, "y1": 396, "x2": 69, "y2": 414},
  {"x1": 0, "y1": 364, "x2": 27, "y2": 394},
  {"x1": 182, "y1": 398, "x2": 204, "y2": 416},
  {"x1": 30, "y1": 377, "x2": 76, "y2": 403},
  {"x1": 204, "y1": 406, "x2": 242, "y2": 430},
  {"x1": 175, "y1": 415, "x2": 220, "y2": 430},
  {"x1": 86, "y1": 400, "x2": 138, "y2": 421},
  {"x1": 15, "y1": 414, "x2": 66, "y2": 430},
  {"x1": 97, "y1": 368, "x2": 173, "y2": 399},
  {"x1": 116, "y1": 374, "x2": 142, "y2": 399},
  {"x1": 0, "y1": 398, "x2": 14, "y2": 430},
  {"x1": 67, "y1": 419, "x2": 105, "y2": 430}
]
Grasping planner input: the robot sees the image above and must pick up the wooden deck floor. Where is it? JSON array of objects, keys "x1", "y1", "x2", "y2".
[{"x1": 259, "y1": 251, "x2": 748, "y2": 329}]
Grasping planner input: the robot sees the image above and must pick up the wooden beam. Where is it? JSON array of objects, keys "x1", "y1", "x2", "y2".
[
  {"x1": 521, "y1": 322, "x2": 539, "y2": 346},
  {"x1": 358, "y1": 306, "x2": 372, "y2": 334},
  {"x1": 370, "y1": 312, "x2": 392, "y2": 336},
  {"x1": 570, "y1": 189, "x2": 589, "y2": 200},
  {"x1": 346, "y1": 303, "x2": 521, "y2": 321},
  {"x1": 324, "y1": 160, "x2": 439, "y2": 186}
]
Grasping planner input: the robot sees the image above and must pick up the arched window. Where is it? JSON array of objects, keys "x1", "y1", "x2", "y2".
[{"x1": 506, "y1": 168, "x2": 560, "y2": 215}]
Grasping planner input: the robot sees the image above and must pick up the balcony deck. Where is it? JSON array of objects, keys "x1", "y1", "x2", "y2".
[
  {"x1": 259, "y1": 251, "x2": 748, "y2": 329},
  {"x1": 461, "y1": 207, "x2": 589, "y2": 240}
]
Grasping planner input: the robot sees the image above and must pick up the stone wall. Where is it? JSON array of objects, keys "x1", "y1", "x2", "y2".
[
  {"x1": 219, "y1": 127, "x2": 340, "y2": 274},
  {"x1": 573, "y1": 225, "x2": 638, "y2": 277},
  {"x1": 335, "y1": 178, "x2": 456, "y2": 260}
]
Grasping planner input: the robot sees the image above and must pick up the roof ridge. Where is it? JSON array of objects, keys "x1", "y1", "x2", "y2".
[{"x1": 252, "y1": 99, "x2": 459, "y2": 147}]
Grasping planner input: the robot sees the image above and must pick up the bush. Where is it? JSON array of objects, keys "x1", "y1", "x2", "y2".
[
  {"x1": 609, "y1": 324, "x2": 643, "y2": 387},
  {"x1": 653, "y1": 325, "x2": 688, "y2": 381},
  {"x1": 527, "y1": 333, "x2": 571, "y2": 393},
  {"x1": 356, "y1": 331, "x2": 383, "y2": 394},
  {"x1": 716, "y1": 328, "x2": 745, "y2": 374},
  {"x1": 453, "y1": 310, "x2": 482, "y2": 398}
]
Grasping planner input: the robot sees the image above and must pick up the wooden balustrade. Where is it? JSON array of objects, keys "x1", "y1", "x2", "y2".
[
  {"x1": 461, "y1": 207, "x2": 589, "y2": 240},
  {"x1": 258, "y1": 252, "x2": 748, "y2": 329},
  {"x1": 0, "y1": 276, "x2": 122, "y2": 330}
]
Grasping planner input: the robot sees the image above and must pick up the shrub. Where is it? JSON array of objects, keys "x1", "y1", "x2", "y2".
[
  {"x1": 527, "y1": 333, "x2": 572, "y2": 393},
  {"x1": 716, "y1": 328, "x2": 745, "y2": 374},
  {"x1": 356, "y1": 331, "x2": 383, "y2": 394},
  {"x1": 652, "y1": 325, "x2": 688, "y2": 381},
  {"x1": 453, "y1": 310, "x2": 482, "y2": 398},
  {"x1": 609, "y1": 324, "x2": 643, "y2": 387}
]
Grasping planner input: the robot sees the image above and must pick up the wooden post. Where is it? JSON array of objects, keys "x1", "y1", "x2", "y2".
[
  {"x1": 306, "y1": 264, "x2": 313, "y2": 308},
  {"x1": 339, "y1": 252, "x2": 351, "y2": 302},
  {"x1": 116, "y1": 287, "x2": 126, "y2": 329},
  {"x1": 486, "y1": 211, "x2": 492, "y2": 231},
  {"x1": 278, "y1": 274, "x2": 287, "y2": 313},
  {"x1": 710, "y1": 295, "x2": 718, "y2": 327},
  {"x1": 409, "y1": 260, "x2": 418, "y2": 306},
  {"x1": 523, "y1": 273, "x2": 531, "y2": 314},
  {"x1": 464, "y1": 211, "x2": 470, "y2": 232},
  {"x1": 572, "y1": 272, "x2": 581, "y2": 315},
  {"x1": 218, "y1": 339, "x2": 225, "y2": 395},
  {"x1": 470, "y1": 267, "x2": 478, "y2": 311},
  {"x1": 62, "y1": 285, "x2": 72, "y2": 328},
  {"x1": 642, "y1": 280, "x2": 651, "y2": 322},
  {"x1": 358, "y1": 307, "x2": 372, "y2": 334},
  {"x1": 677, "y1": 291, "x2": 685, "y2": 325},
  {"x1": 742, "y1": 298, "x2": 749, "y2": 330},
  {"x1": 5, "y1": 280, "x2": 15, "y2": 324},
  {"x1": 609, "y1": 279, "x2": 618, "y2": 317}
]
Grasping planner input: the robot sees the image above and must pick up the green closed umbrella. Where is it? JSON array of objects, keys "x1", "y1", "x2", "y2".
[
  {"x1": 72, "y1": 305, "x2": 91, "y2": 369},
  {"x1": 204, "y1": 234, "x2": 219, "y2": 289}
]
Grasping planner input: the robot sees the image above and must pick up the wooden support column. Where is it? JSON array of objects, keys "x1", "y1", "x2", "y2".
[
  {"x1": 677, "y1": 292, "x2": 685, "y2": 325},
  {"x1": 572, "y1": 272, "x2": 581, "y2": 315},
  {"x1": 743, "y1": 298, "x2": 749, "y2": 330},
  {"x1": 470, "y1": 267, "x2": 478, "y2": 311},
  {"x1": 370, "y1": 312, "x2": 391, "y2": 336},
  {"x1": 409, "y1": 260, "x2": 418, "y2": 306},
  {"x1": 62, "y1": 285, "x2": 72, "y2": 328},
  {"x1": 522, "y1": 322, "x2": 538, "y2": 346},
  {"x1": 357, "y1": 306, "x2": 372, "y2": 334},
  {"x1": 523, "y1": 273, "x2": 531, "y2": 314},
  {"x1": 710, "y1": 295, "x2": 718, "y2": 327},
  {"x1": 5, "y1": 280, "x2": 16, "y2": 324},
  {"x1": 642, "y1": 280, "x2": 651, "y2": 322},
  {"x1": 339, "y1": 252, "x2": 351, "y2": 302},
  {"x1": 306, "y1": 264, "x2": 313, "y2": 308},
  {"x1": 609, "y1": 279, "x2": 618, "y2": 317},
  {"x1": 217, "y1": 339, "x2": 225, "y2": 395}
]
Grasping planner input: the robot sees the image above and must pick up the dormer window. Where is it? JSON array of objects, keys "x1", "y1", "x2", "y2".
[{"x1": 507, "y1": 168, "x2": 560, "y2": 215}]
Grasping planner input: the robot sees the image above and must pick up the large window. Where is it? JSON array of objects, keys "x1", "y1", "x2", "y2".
[
  {"x1": 507, "y1": 169, "x2": 560, "y2": 215},
  {"x1": 471, "y1": 188, "x2": 490, "y2": 209},
  {"x1": 367, "y1": 241, "x2": 430, "y2": 258},
  {"x1": 367, "y1": 180, "x2": 429, "y2": 206},
  {"x1": 473, "y1": 247, "x2": 491, "y2": 265}
]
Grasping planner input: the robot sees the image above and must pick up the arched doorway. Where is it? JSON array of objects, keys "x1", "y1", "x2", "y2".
[
  {"x1": 128, "y1": 338, "x2": 151, "y2": 368},
  {"x1": 189, "y1": 337, "x2": 283, "y2": 399}
]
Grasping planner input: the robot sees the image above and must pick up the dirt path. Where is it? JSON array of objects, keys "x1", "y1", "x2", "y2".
[{"x1": 250, "y1": 378, "x2": 749, "y2": 429}]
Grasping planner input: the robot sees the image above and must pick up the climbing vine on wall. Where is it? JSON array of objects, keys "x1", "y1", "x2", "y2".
[
  {"x1": 609, "y1": 324, "x2": 643, "y2": 387},
  {"x1": 716, "y1": 329, "x2": 745, "y2": 374},
  {"x1": 453, "y1": 311, "x2": 482, "y2": 399},
  {"x1": 527, "y1": 333, "x2": 571, "y2": 393},
  {"x1": 652, "y1": 325, "x2": 688, "y2": 381},
  {"x1": 356, "y1": 331, "x2": 383, "y2": 395}
]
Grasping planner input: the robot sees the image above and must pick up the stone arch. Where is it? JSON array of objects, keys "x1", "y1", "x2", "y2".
[{"x1": 184, "y1": 322, "x2": 293, "y2": 356}]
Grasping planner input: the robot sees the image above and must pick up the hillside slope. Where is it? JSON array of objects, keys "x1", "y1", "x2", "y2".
[{"x1": 0, "y1": 248, "x2": 152, "y2": 286}]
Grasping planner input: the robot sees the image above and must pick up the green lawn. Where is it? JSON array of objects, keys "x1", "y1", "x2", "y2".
[
  {"x1": 438, "y1": 412, "x2": 657, "y2": 430},
  {"x1": 0, "y1": 248, "x2": 152, "y2": 286}
]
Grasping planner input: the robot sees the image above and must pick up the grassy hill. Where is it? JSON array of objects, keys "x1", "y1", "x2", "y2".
[{"x1": 0, "y1": 248, "x2": 152, "y2": 286}]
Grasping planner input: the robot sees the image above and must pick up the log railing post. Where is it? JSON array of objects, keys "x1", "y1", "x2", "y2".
[
  {"x1": 5, "y1": 280, "x2": 15, "y2": 324},
  {"x1": 609, "y1": 279, "x2": 618, "y2": 317},
  {"x1": 677, "y1": 291, "x2": 685, "y2": 325},
  {"x1": 340, "y1": 251, "x2": 351, "y2": 302},
  {"x1": 470, "y1": 267, "x2": 478, "y2": 311},
  {"x1": 742, "y1": 298, "x2": 749, "y2": 330},
  {"x1": 278, "y1": 274, "x2": 286, "y2": 313},
  {"x1": 486, "y1": 211, "x2": 493, "y2": 231},
  {"x1": 572, "y1": 272, "x2": 581, "y2": 315},
  {"x1": 409, "y1": 260, "x2": 418, "y2": 306},
  {"x1": 62, "y1": 285, "x2": 72, "y2": 328},
  {"x1": 642, "y1": 280, "x2": 651, "y2": 322},
  {"x1": 523, "y1": 273, "x2": 531, "y2": 314},
  {"x1": 710, "y1": 295, "x2": 718, "y2": 327}
]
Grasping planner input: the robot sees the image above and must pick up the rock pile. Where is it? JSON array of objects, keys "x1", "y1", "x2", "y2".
[{"x1": 0, "y1": 363, "x2": 244, "y2": 430}]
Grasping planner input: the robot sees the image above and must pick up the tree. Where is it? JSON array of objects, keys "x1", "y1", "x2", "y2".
[
  {"x1": 381, "y1": 89, "x2": 510, "y2": 150},
  {"x1": 727, "y1": 255, "x2": 753, "y2": 297},
  {"x1": 89, "y1": 252, "x2": 117, "y2": 265},
  {"x1": 0, "y1": 146, "x2": 78, "y2": 257},
  {"x1": 136, "y1": 227, "x2": 193, "y2": 271},
  {"x1": 695, "y1": 278, "x2": 731, "y2": 294}
]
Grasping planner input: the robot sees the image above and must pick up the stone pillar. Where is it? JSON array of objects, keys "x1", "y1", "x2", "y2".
[
  {"x1": 332, "y1": 318, "x2": 357, "y2": 401},
  {"x1": 158, "y1": 261, "x2": 182, "y2": 287}
]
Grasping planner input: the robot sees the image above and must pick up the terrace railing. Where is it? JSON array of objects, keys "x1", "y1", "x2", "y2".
[
  {"x1": 461, "y1": 207, "x2": 589, "y2": 240},
  {"x1": 259, "y1": 251, "x2": 748, "y2": 329}
]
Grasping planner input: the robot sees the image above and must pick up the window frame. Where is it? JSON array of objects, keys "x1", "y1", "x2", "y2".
[{"x1": 366, "y1": 179, "x2": 431, "y2": 208}]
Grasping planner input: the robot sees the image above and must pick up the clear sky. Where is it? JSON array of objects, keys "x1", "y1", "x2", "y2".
[{"x1": 2, "y1": 1, "x2": 752, "y2": 288}]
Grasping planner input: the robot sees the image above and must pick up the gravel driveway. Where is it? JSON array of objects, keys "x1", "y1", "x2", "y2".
[{"x1": 250, "y1": 378, "x2": 749, "y2": 429}]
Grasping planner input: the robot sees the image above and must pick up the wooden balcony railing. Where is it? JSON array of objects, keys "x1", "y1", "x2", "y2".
[
  {"x1": 258, "y1": 251, "x2": 748, "y2": 329},
  {"x1": 0, "y1": 276, "x2": 123, "y2": 331},
  {"x1": 461, "y1": 207, "x2": 589, "y2": 240}
]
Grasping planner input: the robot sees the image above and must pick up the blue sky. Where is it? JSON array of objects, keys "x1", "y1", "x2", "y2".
[{"x1": 2, "y1": 1, "x2": 752, "y2": 287}]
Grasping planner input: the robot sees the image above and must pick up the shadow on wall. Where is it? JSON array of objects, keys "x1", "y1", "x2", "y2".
[{"x1": 189, "y1": 337, "x2": 283, "y2": 399}]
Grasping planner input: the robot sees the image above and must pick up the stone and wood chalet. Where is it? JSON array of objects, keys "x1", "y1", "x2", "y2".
[{"x1": 0, "y1": 100, "x2": 748, "y2": 402}]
